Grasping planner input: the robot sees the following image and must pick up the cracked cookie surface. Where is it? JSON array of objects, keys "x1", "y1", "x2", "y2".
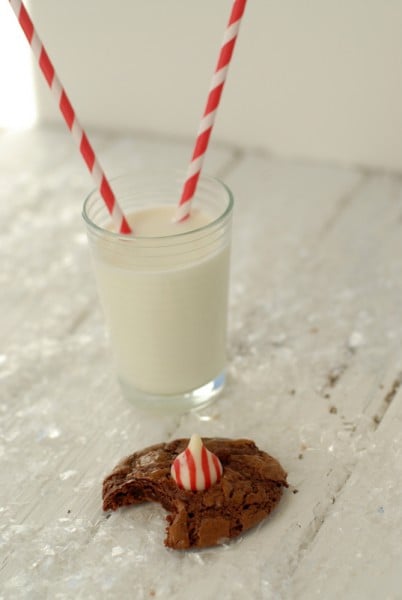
[{"x1": 102, "y1": 437, "x2": 287, "y2": 549}]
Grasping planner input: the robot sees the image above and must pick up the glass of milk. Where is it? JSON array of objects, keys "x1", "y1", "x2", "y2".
[{"x1": 83, "y1": 169, "x2": 233, "y2": 414}]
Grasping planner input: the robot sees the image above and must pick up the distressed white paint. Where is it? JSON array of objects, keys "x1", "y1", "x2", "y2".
[{"x1": 1, "y1": 126, "x2": 402, "y2": 598}]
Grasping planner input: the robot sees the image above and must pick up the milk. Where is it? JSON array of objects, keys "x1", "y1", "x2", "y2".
[{"x1": 92, "y1": 205, "x2": 230, "y2": 397}]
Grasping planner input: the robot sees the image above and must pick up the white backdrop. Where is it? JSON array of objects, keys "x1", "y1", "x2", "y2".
[{"x1": 29, "y1": 0, "x2": 402, "y2": 171}]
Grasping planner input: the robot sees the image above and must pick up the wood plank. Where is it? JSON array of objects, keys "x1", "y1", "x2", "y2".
[
  {"x1": 289, "y1": 388, "x2": 402, "y2": 599},
  {"x1": 2, "y1": 129, "x2": 402, "y2": 598},
  {"x1": 149, "y1": 169, "x2": 402, "y2": 597}
]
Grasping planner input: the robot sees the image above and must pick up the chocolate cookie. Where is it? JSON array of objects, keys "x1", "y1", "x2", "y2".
[{"x1": 102, "y1": 437, "x2": 287, "y2": 550}]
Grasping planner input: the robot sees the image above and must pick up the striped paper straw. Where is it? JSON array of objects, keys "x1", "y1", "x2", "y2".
[
  {"x1": 8, "y1": 0, "x2": 132, "y2": 234},
  {"x1": 176, "y1": 0, "x2": 247, "y2": 222}
]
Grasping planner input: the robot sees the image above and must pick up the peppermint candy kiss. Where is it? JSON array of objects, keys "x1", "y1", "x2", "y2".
[{"x1": 171, "y1": 434, "x2": 223, "y2": 491}]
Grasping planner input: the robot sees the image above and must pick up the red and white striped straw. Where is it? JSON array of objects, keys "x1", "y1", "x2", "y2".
[
  {"x1": 175, "y1": 0, "x2": 247, "y2": 222},
  {"x1": 8, "y1": 0, "x2": 132, "y2": 235}
]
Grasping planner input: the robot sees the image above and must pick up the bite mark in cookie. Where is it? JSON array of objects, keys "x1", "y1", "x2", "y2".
[{"x1": 102, "y1": 437, "x2": 287, "y2": 550}]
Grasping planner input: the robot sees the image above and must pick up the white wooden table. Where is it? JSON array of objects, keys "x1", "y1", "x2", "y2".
[{"x1": 1, "y1": 125, "x2": 402, "y2": 599}]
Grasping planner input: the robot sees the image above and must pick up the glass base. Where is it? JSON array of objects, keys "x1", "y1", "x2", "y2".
[{"x1": 119, "y1": 372, "x2": 226, "y2": 415}]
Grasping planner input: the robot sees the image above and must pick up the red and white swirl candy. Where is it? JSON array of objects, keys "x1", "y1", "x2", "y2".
[{"x1": 171, "y1": 434, "x2": 223, "y2": 491}]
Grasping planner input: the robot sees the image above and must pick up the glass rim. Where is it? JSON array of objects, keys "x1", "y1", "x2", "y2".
[{"x1": 82, "y1": 170, "x2": 234, "y2": 242}]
